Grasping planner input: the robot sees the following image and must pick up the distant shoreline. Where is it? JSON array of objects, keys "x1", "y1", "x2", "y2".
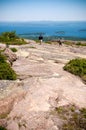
[{"x1": 20, "y1": 35, "x2": 86, "y2": 42}]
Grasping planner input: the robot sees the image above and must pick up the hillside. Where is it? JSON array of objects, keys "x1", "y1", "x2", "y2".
[{"x1": 0, "y1": 41, "x2": 86, "y2": 130}]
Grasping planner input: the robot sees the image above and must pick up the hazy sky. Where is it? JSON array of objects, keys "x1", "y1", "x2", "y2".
[{"x1": 0, "y1": 0, "x2": 86, "y2": 21}]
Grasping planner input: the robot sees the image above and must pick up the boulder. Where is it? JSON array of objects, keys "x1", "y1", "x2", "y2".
[
  {"x1": 0, "y1": 43, "x2": 6, "y2": 50},
  {"x1": 2, "y1": 48, "x2": 17, "y2": 65}
]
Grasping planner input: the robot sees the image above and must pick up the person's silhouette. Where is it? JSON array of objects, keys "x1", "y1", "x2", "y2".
[{"x1": 39, "y1": 35, "x2": 43, "y2": 44}]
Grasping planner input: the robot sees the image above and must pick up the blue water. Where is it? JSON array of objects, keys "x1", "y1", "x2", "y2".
[{"x1": 0, "y1": 21, "x2": 86, "y2": 40}]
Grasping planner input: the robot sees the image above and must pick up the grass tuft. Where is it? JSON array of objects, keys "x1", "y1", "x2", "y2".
[{"x1": 52, "y1": 105, "x2": 86, "y2": 130}]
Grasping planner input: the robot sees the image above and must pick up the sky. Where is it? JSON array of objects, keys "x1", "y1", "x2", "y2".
[{"x1": 0, "y1": 0, "x2": 86, "y2": 21}]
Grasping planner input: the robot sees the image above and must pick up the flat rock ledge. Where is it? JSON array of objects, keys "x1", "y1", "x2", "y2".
[{"x1": 0, "y1": 42, "x2": 86, "y2": 130}]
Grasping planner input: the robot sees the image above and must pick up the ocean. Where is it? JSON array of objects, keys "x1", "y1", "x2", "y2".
[{"x1": 0, "y1": 21, "x2": 86, "y2": 41}]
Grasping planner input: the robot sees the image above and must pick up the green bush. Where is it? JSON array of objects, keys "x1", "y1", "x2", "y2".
[
  {"x1": 0, "y1": 126, "x2": 7, "y2": 130},
  {"x1": 63, "y1": 58, "x2": 86, "y2": 83},
  {"x1": 0, "y1": 53, "x2": 6, "y2": 63},
  {"x1": 0, "y1": 53, "x2": 17, "y2": 80},
  {"x1": 10, "y1": 48, "x2": 17, "y2": 52},
  {"x1": 2, "y1": 31, "x2": 18, "y2": 41},
  {"x1": 0, "y1": 31, "x2": 27, "y2": 45},
  {"x1": 0, "y1": 62, "x2": 17, "y2": 80}
]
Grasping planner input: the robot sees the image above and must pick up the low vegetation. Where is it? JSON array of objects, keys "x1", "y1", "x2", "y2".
[
  {"x1": 35, "y1": 39, "x2": 40, "y2": 43},
  {"x1": 0, "y1": 31, "x2": 27, "y2": 45},
  {"x1": 51, "y1": 105, "x2": 86, "y2": 130},
  {"x1": 63, "y1": 58, "x2": 86, "y2": 83},
  {"x1": 0, "y1": 126, "x2": 7, "y2": 130},
  {"x1": 45, "y1": 41, "x2": 52, "y2": 44},
  {"x1": 28, "y1": 46, "x2": 36, "y2": 49},
  {"x1": 76, "y1": 42, "x2": 86, "y2": 46},
  {"x1": 10, "y1": 47, "x2": 17, "y2": 52},
  {"x1": 0, "y1": 53, "x2": 17, "y2": 80},
  {"x1": 64, "y1": 41, "x2": 73, "y2": 46},
  {"x1": 64, "y1": 41, "x2": 86, "y2": 46}
]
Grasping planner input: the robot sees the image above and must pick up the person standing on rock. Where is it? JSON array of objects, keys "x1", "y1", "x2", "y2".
[
  {"x1": 58, "y1": 40, "x2": 62, "y2": 46},
  {"x1": 39, "y1": 34, "x2": 43, "y2": 44},
  {"x1": 58, "y1": 38, "x2": 62, "y2": 46}
]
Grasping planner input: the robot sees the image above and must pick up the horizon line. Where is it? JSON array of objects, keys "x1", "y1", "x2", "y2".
[{"x1": 0, "y1": 20, "x2": 86, "y2": 22}]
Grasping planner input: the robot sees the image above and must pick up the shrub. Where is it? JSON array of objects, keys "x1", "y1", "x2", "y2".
[
  {"x1": 0, "y1": 53, "x2": 17, "y2": 80},
  {"x1": 0, "y1": 53, "x2": 6, "y2": 63},
  {"x1": 63, "y1": 58, "x2": 86, "y2": 83},
  {"x1": 0, "y1": 126, "x2": 7, "y2": 130},
  {"x1": 0, "y1": 31, "x2": 27, "y2": 45},
  {"x1": 2, "y1": 31, "x2": 19, "y2": 41},
  {"x1": 0, "y1": 62, "x2": 17, "y2": 80},
  {"x1": 11, "y1": 48, "x2": 17, "y2": 52}
]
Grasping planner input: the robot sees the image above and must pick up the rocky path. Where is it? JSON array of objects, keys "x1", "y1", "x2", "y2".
[{"x1": 0, "y1": 41, "x2": 86, "y2": 130}]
